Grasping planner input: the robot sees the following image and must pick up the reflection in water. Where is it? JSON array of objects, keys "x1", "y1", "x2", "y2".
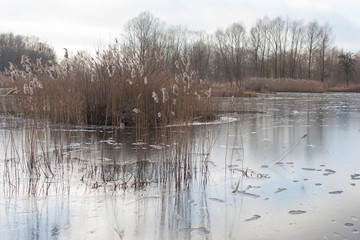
[
  {"x1": 2, "y1": 196, "x2": 71, "y2": 240},
  {"x1": 1, "y1": 92, "x2": 360, "y2": 239}
]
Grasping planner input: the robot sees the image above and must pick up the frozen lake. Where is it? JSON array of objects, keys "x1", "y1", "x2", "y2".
[{"x1": 1, "y1": 92, "x2": 360, "y2": 240}]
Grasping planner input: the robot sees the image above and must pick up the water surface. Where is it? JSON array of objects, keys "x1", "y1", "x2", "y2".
[{"x1": 1, "y1": 92, "x2": 360, "y2": 240}]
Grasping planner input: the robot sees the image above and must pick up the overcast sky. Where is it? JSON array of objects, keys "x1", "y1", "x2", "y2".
[{"x1": 1, "y1": 0, "x2": 360, "y2": 58}]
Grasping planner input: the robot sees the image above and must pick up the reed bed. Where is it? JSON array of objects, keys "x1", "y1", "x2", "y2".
[
  {"x1": 245, "y1": 77, "x2": 327, "y2": 93},
  {"x1": 1, "y1": 47, "x2": 220, "y2": 194},
  {"x1": 4, "y1": 49, "x2": 216, "y2": 126}
]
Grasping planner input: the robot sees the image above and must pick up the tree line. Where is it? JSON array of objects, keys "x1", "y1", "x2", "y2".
[
  {"x1": 118, "y1": 12, "x2": 358, "y2": 86},
  {"x1": 1, "y1": 12, "x2": 358, "y2": 86},
  {"x1": 0, "y1": 33, "x2": 56, "y2": 72}
]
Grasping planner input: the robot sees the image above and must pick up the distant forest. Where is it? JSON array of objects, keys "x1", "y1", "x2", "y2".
[
  {"x1": 1, "y1": 12, "x2": 359, "y2": 85},
  {"x1": 0, "y1": 33, "x2": 56, "y2": 71}
]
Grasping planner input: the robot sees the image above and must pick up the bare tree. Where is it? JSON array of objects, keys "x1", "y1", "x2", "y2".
[
  {"x1": 249, "y1": 23, "x2": 262, "y2": 77},
  {"x1": 122, "y1": 12, "x2": 165, "y2": 70},
  {"x1": 317, "y1": 23, "x2": 333, "y2": 82},
  {"x1": 0, "y1": 33, "x2": 56, "y2": 71},
  {"x1": 288, "y1": 20, "x2": 304, "y2": 78},
  {"x1": 162, "y1": 26, "x2": 187, "y2": 74},
  {"x1": 305, "y1": 20, "x2": 321, "y2": 79},
  {"x1": 279, "y1": 17, "x2": 290, "y2": 78},
  {"x1": 257, "y1": 17, "x2": 272, "y2": 78},
  {"x1": 215, "y1": 23, "x2": 247, "y2": 86},
  {"x1": 338, "y1": 51, "x2": 356, "y2": 86},
  {"x1": 268, "y1": 16, "x2": 284, "y2": 78},
  {"x1": 187, "y1": 31, "x2": 212, "y2": 80},
  {"x1": 214, "y1": 29, "x2": 232, "y2": 84}
]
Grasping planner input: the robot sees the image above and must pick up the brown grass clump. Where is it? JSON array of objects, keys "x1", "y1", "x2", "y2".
[
  {"x1": 245, "y1": 77, "x2": 327, "y2": 93},
  {"x1": 327, "y1": 84, "x2": 360, "y2": 92},
  {"x1": 210, "y1": 82, "x2": 258, "y2": 97}
]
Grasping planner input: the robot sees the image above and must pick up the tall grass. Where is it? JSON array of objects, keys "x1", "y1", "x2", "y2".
[
  {"x1": 4, "y1": 49, "x2": 216, "y2": 126},
  {"x1": 1, "y1": 47, "x2": 219, "y2": 193}
]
